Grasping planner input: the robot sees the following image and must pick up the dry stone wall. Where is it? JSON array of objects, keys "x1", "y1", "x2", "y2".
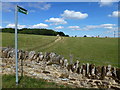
[{"x1": 0, "y1": 47, "x2": 120, "y2": 89}]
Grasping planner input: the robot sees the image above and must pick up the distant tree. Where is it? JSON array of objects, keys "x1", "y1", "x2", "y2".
[
  {"x1": 2, "y1": 28, "x2": 69, "y2": 37},
  {"x1": 65, "y1": 35, "x2": 69, "y2": 37},
  {"x1": 57, "y1": 31, "x2": 65, "y2": 36},
  {"x1": 84, "y1": 35, "x2": 87, "y2": 37}
]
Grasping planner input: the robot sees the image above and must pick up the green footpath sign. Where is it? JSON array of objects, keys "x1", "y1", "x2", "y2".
[
  {"x1": 17, "y1": 5, "x2": 28, "y2": 14},
  {"x1": 15, "y1": 5, "x2": 28, "y2": 85}
]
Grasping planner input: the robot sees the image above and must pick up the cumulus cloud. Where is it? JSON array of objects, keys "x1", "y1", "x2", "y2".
[
  {"x1": 6, "y1": 24, "x2": 26, "y2": 29},
  {"x1": 30, "y1": 23, "x2": 48, "y2": 28},
  {"x1": 6, "y1": 23, "x2": 48, "y2": 29},
  {"x1": 68, "y1": 26, "x2": 81, "y2": 30},
  {"x1": 99, "y1": 0, "x2": 113, "y2": 6},
  {"x1": 108, "y1": 11, "x2": 120, "y2": 17},
  {"x1": 55, "y1": 26, "x2": 64, "y2": 29},
  {"x1": 83, "y1": 24, "x2": 116, "y2": 30},
  {"x1": 61, "y1": 10, "x2": 88, "y2": 19},
  {"x1": 100, "y1": 24, "x2": 116, "y2": 27},
  {"x1": 0, "y1": 26, "x2": 2, "y2": 29},
  {"x1": 99, "y1": 0, "x2": 118, "y2": 6},
  {"x1": 105, "y1": 27, "x2": 118, "y2": 34},
  {"x1": 45, "y1": 18, "x2": 67, "y2": 25},
  {"x1": 83, "y1": 25, "x2": 98, "y2": 30}
]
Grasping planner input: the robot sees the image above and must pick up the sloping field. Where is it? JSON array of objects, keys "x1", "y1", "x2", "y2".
[
  {"x1": 1, "y1": 33, "x2": 57, "y2": 51},
  {"x1": 1, "y1": 33, "x2": 119, "y2": 67}
]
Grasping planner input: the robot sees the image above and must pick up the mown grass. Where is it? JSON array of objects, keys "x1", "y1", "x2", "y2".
[
  {"x1": 43, "y1": 37, "x2": 119, "y2": 67},
  {"x1": 1, "y1": 32, "x2": 57, "y2": 51},
  {"x1": 2, "y1": 74, "x2": 70, "y2": 88},
  {"x1": 2, "y1": 33, "x2": 119, "y2": 67}
]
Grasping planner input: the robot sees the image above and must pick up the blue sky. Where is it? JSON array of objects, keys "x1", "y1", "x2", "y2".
[{"x1": 1, "y1": 2, "x2": 119, "y2": 37}]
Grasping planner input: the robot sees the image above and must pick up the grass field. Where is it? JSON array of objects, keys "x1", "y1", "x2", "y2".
[
  {"x1": 2, "y1": 74, "x2": 70, "y2": 88},
  {"x1": 2, "y1": 33, "x2": 119, "y2": 67}
]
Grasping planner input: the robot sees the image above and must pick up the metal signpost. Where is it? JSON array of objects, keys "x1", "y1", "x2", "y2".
[{"x1": 15, "y1": 5, "x2": 28, "y2": 85}]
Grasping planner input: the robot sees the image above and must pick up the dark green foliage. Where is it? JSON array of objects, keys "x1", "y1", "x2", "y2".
[
  {"x1": 56, "y1": 31, "x2": 65, "y2": 36},
  {"x1": 1, "y1": 28, "x2": 15, "y2": 33},
  {"x1": 65, "y1": 35, "x2": 69, "y2": 37},
  {"x1": 1, "y1": 28, "x2": 69, "y2": 37},
  {"x1": 84, "y1": 35, "x2": 87, "y2": 37}
]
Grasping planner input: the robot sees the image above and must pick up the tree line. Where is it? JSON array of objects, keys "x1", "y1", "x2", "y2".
[{"x1": 1, "y1": 28, "x2": 69, "y2": 37}]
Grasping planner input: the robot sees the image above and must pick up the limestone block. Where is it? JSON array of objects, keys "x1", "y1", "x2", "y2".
[{"x1": 106, "y1": 65, "x2": 112, "y2": 77}]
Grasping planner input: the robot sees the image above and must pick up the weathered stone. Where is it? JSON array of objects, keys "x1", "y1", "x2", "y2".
[
  {"x1": 111, "y1": 67, "x2": 117, "y2": 79},
  {"x1": 76, "y1": 66, "x2": 81, "y2": 74},
  {"x1": 50, "y1": 52, "x2": 56, "y2": 58},
  {"x1": 33, "y1": 54, "x2": 37, "y2": 60},
  {"x1": 44, "y1": 52, "x2": 50, "y2": 61},
  {"x1": 61, "y1": 78, "x2": 69, "y2": 81},
  {"x1": 86, "y1": 63, "x2": 90, "y2": 77},
  {"x1": 67, "y1": 64, "x2": 73, "y2": 72},
  {"x1": 59, "y1": 57, "x2": 64, "y2": 66},
  {"x1": 59, "y1": 73, "x2": 69, "y2": 78},
  {"x1": 80, "y1": 65, "x2": 83, "y2": 74},
  {"x1": 63, "y1": 59, "x2": 68, "y2": 67},
  {"x1": 91, "y1": 64, "x2": 95, "y2": 76},
  {"x1": 18, "y1": 50, "x2": 25, "y2": 60},
  {"x1": 28, "y1": 51, "x2": 35, "y2": 60},
  {"x1": 1, "y1": 47, "x2": 120, "y2": 89},
  {"x1": 43, "y1": 70, "x2": 50, "y2": 74},
  {"x1": 55, "y1": 55, "x2": 61, "y2": 61},
  {"x1": 116, "y1": 68, "x2": 120, "y2": 80},
  {"x1": 101, "y1": 66, "x2": 106, "y2": 79},
  {"x1": 2, "y1": 48, "x2": 11, "y2": 58},
  {"x1": 73, "y1": 60, "x2": 80, "y2": 73},
  {"x1": 102, "y1": 80, "x2": 110, "y2": 85},
  {"x1": 82, "y1": 63, "x2": 86, "y2": 76},
  {"x1": 106, "y1": 65, "x2": 112, "y2": 77},
  {"x1": 24, "y1": 51, "x2": 29, "y2": 60},
  {"x1": 95, "y1": 66, "x2": 102, "y2": 79}
]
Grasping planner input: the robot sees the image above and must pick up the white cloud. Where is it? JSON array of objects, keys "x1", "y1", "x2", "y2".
[
  {"x1": 55, "y1": 26, "x2": 64, "y2": 29},
  {"x1": 108, "y1": 11, "x2": 120, "y2": 17},
  {"x1": 45, "y1": 18, "x2": 67, "y2": 25},
  {"x1": 83, "y1": 25, "x2": 98, "y2": 30},
  {"x1": 105, "y1": 27, "x2": 118, "y2": 34},
  {"x1": 99, "y1": 0, "x2": 113, "y2": 6},
  {"x1": 99, "y1": 0, "x2": 118, "y2": 6},
  {"x1": 86, "y1": 35, "x2": 91, "y2": 37},
  {"x1": 30, "y1": 23, "x2": 48, "y2": 28},
  {"x1": 0, "y1": 26, "x2": 2, "y2": 29},
  {"x1": 100, "y1": 24, "x2": 116, "y2": 27},
  {"x1": 28, "y1": 2, "x2": 51, "y2": 10},
  {"x1": 68, "y1": 26, "x2": 81, "y2": 30},
  {"x1": 6, "y1": 23, "x2": 48, "y2": 29},
  {"x1": 61, "y1": 10, "x2": 88, "y2": 19},
  {"x1": 83, "y1": 24, "x2": 116, "y2": 30},
  {"x1": 6, "y1": 24, "x2": 26, "y2": 29}
]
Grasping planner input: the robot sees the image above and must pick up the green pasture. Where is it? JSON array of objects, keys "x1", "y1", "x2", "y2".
[{"x1": 2, "y1": 33, "x2": 119, "y2": 67}]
